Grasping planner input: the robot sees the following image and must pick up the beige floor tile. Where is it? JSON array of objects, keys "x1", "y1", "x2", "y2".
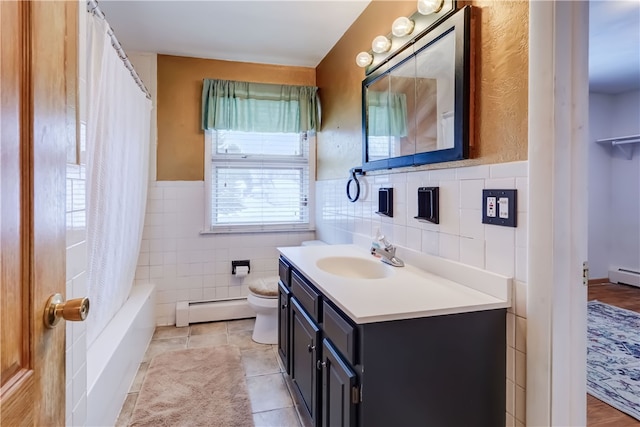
[
  {"x1": 187, "y1": 333, "x2": 228, "y2": 348},
  {"x1": 241, "y1": 347, "x2": 282, "y2": 377},
  {"x1": 129, "y1": 362, "x2": 149, "y2": 393},
  {"x1": 189, "y1": 321, "x2": 227, "y2": 336},
  {"x1": 253, "y1": 407, "x2": 302, "y2": 427},
  {"x1": 142, "y1": 337, "x2": 187, "y2": 363},
  {"x1": 120, "y1": 324, "x2": 305, "y2": 427},
  {"x1": 152, "y1": 325, "x2": 189, "y2": 340},
  {"x1": 228, "y1": 330, "x2": 266, "y2": 350},
  {"x1": 282, "y1": 376, "x2": 312, "y2": 427},
  {"x1": 227, "y1": 317, "x2": 256, "y2": 333},
  {"x1": 114, "y1": 392, "x2": 138, "y2": 427},
  {"x1": 246, "y1": 373, "x2": 293, "y2": 413},
  {"x1": 282, "y1": 373, "x2": 297, "y2": 398},
  {"x1": 272, "y1": 346, "x2": 286, "y2": 372}
]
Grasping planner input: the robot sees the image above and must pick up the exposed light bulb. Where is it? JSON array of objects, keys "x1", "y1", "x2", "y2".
[
  {"x1": 417, "y1": 0, "x2": 444, "y2": 15},
  {"x1": 355, "y1": 51, "x2": 373, "y2": 68},
  {"x1": 371, "y1": 35, "x2": 391, "y2": 54},
  {"x1": 391, "y1": 16, "x2": 415, "y2": 37}
]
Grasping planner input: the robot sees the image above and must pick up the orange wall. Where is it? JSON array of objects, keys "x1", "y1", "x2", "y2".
[
  {"x1": 157, "y1": 55, "x2": 316, "y2": 180},
  {"x1": 157, "y1": 1, "x2": 528, "y2": 181},
  {"x1": 316, "y1": 0, "x2": 529, "y2": 179}
]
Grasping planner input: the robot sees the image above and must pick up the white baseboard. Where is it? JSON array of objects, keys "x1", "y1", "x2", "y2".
[
  {"x1": 175, "y1": 298, "x2": 255, "y2": 327},
  {"x1": 609, "y1": 267, "x2": 640, "y2": 288}
]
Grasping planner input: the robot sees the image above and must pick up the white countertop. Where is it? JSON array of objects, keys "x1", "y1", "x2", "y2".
[{"x1": 278, "y1": 244, "x2": 511, "y2": 324}]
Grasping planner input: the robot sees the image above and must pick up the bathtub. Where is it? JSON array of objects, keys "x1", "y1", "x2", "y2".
[{"x1": 86, "y1": 283, "x2": 156, "y2": 427}]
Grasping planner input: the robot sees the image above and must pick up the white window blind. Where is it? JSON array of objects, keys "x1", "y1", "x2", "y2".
[{"x1": 206, "y1": 130, "x2": 312, "y2": 232}]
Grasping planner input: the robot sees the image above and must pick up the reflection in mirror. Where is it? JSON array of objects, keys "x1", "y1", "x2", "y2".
[
  {"x1": 362, "y1": 6, "x2": 472, "y2": 171},
  {"x1": 389, "y1": 56, "x2": 416, "y2": 157},
  {"x1": 415, "y1": 29, "x2": 455, "y2": 152},
  {"x1": 366, "y1": 75, "x2": 398, "y2": 161}
]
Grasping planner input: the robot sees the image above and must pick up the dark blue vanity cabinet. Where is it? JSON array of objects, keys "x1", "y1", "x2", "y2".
[
  {"x1": 277, "y1": 258, "x2": 291, "y2": 373},
  {"x1": 290, "y1": 298, "x2": 321, "y2": 422},
  {"x1": 321, "y1": 338, "x2": 357, "y2": 427},
  {"x1": 277, "y1": 281, "x2": 291, "y2": 373},
  {"x1": 278, "y1": 255, "x2": 506, "y2": 427}
]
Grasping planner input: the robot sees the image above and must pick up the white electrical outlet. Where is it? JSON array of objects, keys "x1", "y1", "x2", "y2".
[{"x1": 487, "y1": 197, "x2": 497, "y2": 218}]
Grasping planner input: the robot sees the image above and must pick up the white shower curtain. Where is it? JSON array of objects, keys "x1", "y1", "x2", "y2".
[{"x1": 86, "y1": 14, "x2": 152, "y2": 346}]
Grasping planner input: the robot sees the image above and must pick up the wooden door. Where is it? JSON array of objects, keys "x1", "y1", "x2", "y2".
[{"x1": 1, "y1": 1, "x2": 76, "y2": 425}]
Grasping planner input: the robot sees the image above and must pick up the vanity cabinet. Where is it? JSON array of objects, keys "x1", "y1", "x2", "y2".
[
  {"x1": 290, "y1": 298, "x2": 321, "y2": 422},
  {"x1": 321, "y1": 339, "x2": 357, "y2": 427},
  {"x1": 277, "y1": 281, "x2": 291, "y2": 373},
  {"x1": 277, "y1": 258, "x2": 292, "y2": 373},
  {"x1": 278, "y1": 255, "x2": 506, "y2": 427}
]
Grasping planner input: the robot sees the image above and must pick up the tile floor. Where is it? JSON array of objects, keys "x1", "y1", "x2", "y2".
[{"x1": 115, "y1": 318, "x2": 310, "y2": 427}]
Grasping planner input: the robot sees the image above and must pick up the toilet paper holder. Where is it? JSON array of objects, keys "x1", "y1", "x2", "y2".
[{"x1": 231, "y1": 260, "x2": 251, "y2": 275}]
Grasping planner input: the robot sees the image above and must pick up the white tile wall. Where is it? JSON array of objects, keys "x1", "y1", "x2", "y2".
[
  {"x1": 135, "y1": 181, "x2": 316, "y2": 325},
  {"x1": 65, "y1": 138, "x2": 88, "y2": 418},
  {"x1": 66, "y1": 5, "x2": 88, "y2": 426},
  {"x1": 315, "y1": 160, "x2": 528, "y2": 424}
]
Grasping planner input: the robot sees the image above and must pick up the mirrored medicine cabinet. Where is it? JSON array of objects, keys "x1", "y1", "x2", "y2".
[{"x1": 362, "y1": 6, "x2": 474, "y2": 171}]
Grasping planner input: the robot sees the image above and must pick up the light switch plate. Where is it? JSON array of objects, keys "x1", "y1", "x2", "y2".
[{"x1": 482, "y1": 189, "x2": 517, "y2": 227}]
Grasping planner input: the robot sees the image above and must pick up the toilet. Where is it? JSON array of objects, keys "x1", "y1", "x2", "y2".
[
  {"x1": 247, "y1": 241, "x2": 326, "y2": 344},
  {"x1": 247, "y1": 276, "x2": 279, "y2": 344}
]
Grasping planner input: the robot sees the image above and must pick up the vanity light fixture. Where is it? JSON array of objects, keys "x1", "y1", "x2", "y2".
[
  {"x1": 417, "y1": 0, "x2": 444, "y2": 15},
  {"x1": 355, "y1": 0, "x2": 453, "y2": 70},
  {"x1": 371, "y1": 35, "x2": 392, "y2": 53},
  {"x1": 355, "y1": 51, "x2": 373, "y2": 67},
  {"x1": 391, "y1": 16, "x2": 415, "y2": 37}
]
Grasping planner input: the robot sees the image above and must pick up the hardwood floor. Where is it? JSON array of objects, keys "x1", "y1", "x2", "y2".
[
  {"x1": 589, "y1": 282, "x2": 640, "y2": 313},
  {"x1": 587, "y1": 282, "x2": 640, "y2": 427}
]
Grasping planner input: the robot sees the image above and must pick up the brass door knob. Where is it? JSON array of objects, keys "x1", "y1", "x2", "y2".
[{"x1": 44, "y1": 293, "x2": 90, "y2": 328}]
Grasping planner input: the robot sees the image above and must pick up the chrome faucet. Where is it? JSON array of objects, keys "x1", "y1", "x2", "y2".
[{"x1": 371, "y1": 235, "x2": 404, "y2": 267}]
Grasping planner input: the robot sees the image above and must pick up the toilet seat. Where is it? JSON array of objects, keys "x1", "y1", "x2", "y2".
[{"x1": 248, "y1": 276, "x2": 279, "y2": 298}]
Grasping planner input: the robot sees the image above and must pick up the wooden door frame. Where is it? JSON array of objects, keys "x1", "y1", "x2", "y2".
[{"x1": 527, "y1": 1, "x2": 589, "y2": 425}]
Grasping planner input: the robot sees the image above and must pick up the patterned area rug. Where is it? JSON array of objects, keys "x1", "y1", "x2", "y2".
[
  {"x1": 129, "y1": 345, "x2": 254, "y2": 427},
  {"x1": 587, "y1": 300, "x2": 640, "y2": 421}
]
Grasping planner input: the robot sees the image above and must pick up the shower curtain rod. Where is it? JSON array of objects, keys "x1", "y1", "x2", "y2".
[{"x1": 87, "y1": 0, "x2": 152, "y2": 100}]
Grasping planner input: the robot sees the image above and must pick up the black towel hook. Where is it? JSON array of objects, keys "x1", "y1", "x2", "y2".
[{"x1": 346, "y1": 168, "x2": 364, "y2": 203}]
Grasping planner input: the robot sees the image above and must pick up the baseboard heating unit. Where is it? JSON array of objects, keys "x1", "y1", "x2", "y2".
[
  {"x1": 176, "y1": 298, "x2": 255, "y2": 327},
  {"x1": 608, "y1": 267, "x2": 640, "y2": 288}
]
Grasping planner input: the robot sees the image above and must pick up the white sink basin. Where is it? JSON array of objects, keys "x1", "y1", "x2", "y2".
[{"x1": 315, "y1": 256, "x2": 392, "y2": 279}]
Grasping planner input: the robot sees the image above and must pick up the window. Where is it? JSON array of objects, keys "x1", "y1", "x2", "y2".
[
  {"x1": 201, "y1": 78, "x2": 319, "y2": 232},
  {"x1": 205, "y1": 130, "x2": 314, "y2": 232}
]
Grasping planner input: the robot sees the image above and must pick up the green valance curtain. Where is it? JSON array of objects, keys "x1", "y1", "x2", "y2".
[
  {"x1": 201, "y1": 79, "x2": 320, "y2": 133},
  {"x1": 367, "y1": 90, "x2": 408, "y2": 137}
]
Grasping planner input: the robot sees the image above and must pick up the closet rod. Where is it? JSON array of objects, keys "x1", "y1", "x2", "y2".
[
  {"x1": 595, "y1": 134, "x2": 640, "y2": 160},
  {"x1": 611, "y1": 139, "x2": 640, "y2": 146},
  {"x1": 595, "y1": 134, "x2": 640, "y2": 144},
  {"x1": 87, "y1": 0, "x2": 152, "y2": 100}
]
